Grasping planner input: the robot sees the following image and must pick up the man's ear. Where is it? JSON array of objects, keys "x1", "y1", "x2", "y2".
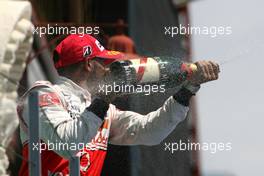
[{"x1": 84, "y1": 60, "x2": 94, "y2": 72}]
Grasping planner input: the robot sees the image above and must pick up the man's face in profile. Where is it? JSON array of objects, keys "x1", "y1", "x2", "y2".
[{"x1": 86, "y1": 58, "x2": 112, "y2": 94}]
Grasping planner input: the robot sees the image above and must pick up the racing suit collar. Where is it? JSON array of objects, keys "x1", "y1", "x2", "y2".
[{"x1": 58, "y1": 76, "x2": 91, "y2": 101}]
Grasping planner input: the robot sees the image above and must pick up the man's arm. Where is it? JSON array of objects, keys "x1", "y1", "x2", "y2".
[
  {"x1": 109, "y1": 95, "x2": 189, "y2": 146},
  {"x1": 108, "y1": 60, "x2": 219, "y2": 146}
]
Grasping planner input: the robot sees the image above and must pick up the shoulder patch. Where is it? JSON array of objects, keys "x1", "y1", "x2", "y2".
[{"x1": 39, "y1": 92, "x2": 61, "y2": 107}]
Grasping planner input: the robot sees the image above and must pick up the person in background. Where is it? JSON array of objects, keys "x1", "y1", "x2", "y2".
[{"x1": 108, "y1": 19, "x2": 137, "y2": 56}]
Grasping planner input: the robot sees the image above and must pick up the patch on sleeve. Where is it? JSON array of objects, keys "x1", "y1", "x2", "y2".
[{"x1": 39, "y1": 92, "x2": 61, "y2": 107}]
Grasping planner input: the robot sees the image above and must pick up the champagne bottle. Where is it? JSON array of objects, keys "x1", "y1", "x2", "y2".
[{"x1": 109, "y1": 56, "x2": 197, "y2": 91}]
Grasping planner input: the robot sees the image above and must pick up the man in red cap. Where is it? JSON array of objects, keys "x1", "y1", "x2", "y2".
[{"x1": 18, "y1": 34, "x2": 219, "y2": 176}]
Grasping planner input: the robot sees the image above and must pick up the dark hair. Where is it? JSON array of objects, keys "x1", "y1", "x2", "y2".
[
  {"x1": 56, "y1": 61, "x2": 84, "y2": 76},
  {"x1": 55, "y1": 56, "x2": 107, "y2": 76}
]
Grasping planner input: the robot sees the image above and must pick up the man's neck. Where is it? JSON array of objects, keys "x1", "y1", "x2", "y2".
[
  {"x1": 71, "y1": 77, "x2": 89, "y2": 90},
  {"x1": 62, "y1": 73, "x2": 95, "y2": 94},
  {"x1": 61, "y1": 74, "x2": 86, "y2": 89}
]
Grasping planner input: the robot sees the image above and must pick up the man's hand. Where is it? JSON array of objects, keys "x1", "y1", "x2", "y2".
[{"x1": 189, "y1": 60, "x2": 220, "y2": 85}]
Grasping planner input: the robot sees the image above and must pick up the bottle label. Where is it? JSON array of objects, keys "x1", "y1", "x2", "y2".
[{"x1": 128, "y1": 57, "x2": 160, "y2": 84}]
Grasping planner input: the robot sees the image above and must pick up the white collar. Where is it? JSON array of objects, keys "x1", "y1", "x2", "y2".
[{"x1": 57, "y1": 76, "x2": 91, "y2": 101}]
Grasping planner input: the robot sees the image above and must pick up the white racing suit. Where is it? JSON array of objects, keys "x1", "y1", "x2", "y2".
[{"x1": 18, "y1": 76, "x2": 189, "y2": 176}]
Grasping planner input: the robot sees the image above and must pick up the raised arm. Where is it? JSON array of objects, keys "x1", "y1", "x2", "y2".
[
  {"x1": 109, "y1": 60, "x2": 220, "y2": 146},
  {"x1": 109, "y1": 95, "x2": 189, "y2": 146}
]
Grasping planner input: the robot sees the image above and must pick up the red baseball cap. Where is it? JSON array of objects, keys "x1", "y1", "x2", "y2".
[{"x1": 53, "y1": 34, "x2": 124, "y2": 69}]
